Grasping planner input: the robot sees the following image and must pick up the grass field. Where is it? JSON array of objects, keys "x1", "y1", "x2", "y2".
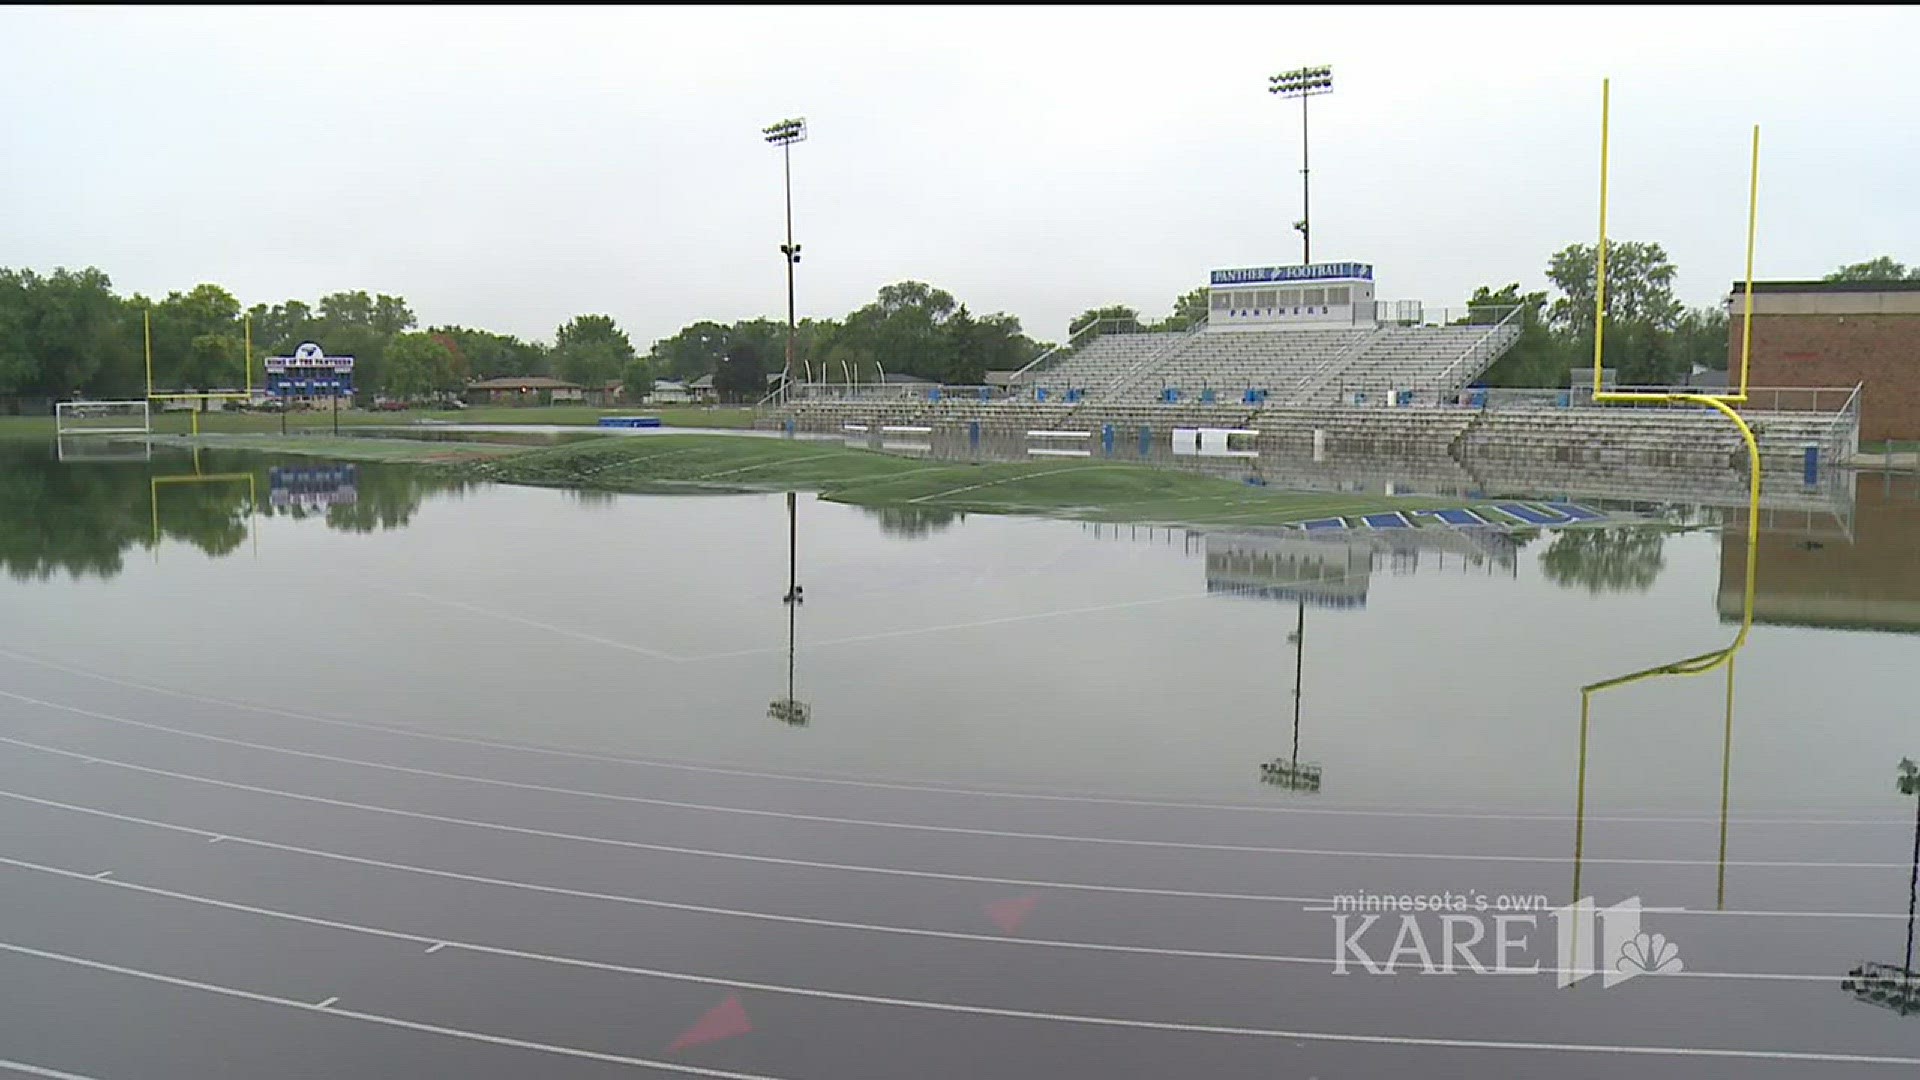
[
  {"x1": 157, "y1": 431, "x2": 1475, "y2": 529},
  {"x1": 0, "y1": 404, "x2": 756, "y2": 440}
]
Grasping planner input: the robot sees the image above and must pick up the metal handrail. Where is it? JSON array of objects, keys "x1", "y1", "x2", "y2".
[
  {"x1": 1822, "y1": 382, "x2": 1863, "y2": 461},
  {"x1": 1008, "y1": 316, "x2": 1144, "y2": 383},
  {"x1": 1426, "y1": 304, "x2": 1527, "y2": 394}
]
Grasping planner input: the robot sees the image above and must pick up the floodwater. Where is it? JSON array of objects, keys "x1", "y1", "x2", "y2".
[{"x1": 1, "y1": 437, "x2": 1917, "y2": 1078}]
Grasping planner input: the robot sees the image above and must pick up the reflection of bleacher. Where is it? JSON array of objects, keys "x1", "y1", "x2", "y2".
[{"x1": 1203, "y1": 524, "x2": 1520, "y2": 607}]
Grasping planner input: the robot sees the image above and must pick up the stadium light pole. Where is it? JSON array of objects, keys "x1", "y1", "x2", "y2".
[
  {"x1": 764, "y1": 117, "x2": 807, "y2": 403},
  {"x1": 1268, "y1": 65, "x2": 1333, "y2": 266}
]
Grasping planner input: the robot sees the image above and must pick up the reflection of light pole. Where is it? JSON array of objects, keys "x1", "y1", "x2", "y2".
[
  {"x1": 1260, "y1": 596, "x2": 1320, "y2": 792},
  {"x1": 1903, "y1": 758, "x2": 1918, "y2": 1007},
  {"x1": 770, "y1": 491, "x2": 810, "y2": 726},
  {"x1": 1842, "y1": 759, "x2": 1920, "y2": 1017},
  {"x1": 763, "y1": 117, "x2": 807, "y2": 401},
  {"x1": 1268, "y1": 65, "x2": 1332, "y2": 266}
]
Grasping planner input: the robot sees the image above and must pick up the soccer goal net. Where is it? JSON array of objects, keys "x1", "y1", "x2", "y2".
[{"x1": 56, "y1": 399, "x2": 151, "y2": 435}]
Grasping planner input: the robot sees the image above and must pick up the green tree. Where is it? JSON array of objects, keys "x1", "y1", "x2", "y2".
[
  {"x1": 620, "y1": 356, "x2": 655, "y2": 403},
  {"x1": 941, "y1": 307, "x2": 1039, "y2": 385},
  {"x1": 150, "y1": 284, "x2": 244, "y2": 390},
  {"x1": 1824, "y1": 256, "x2": 1916, "y2": 282},
  {"x1": 1546, "y1": 241, "x2": 1684, "y2": 386},
  {"x1": 1673, "y1": 306, "x2": 1730, "y2": 374},
  {"x1": 381, "y1": 332, "x2": 457, "y2": 400},
  {"x1": 832, "y1": 282, "x2": 960, "y2": 382},
  {"x1": 1068, "y1": 304, "x2": 1142, "y2": 341},
  {"x1": 314, "y1": 290, "x2": 415, "y2": 401},
  {"x1": 552, "y1": 314, "x2": 635, "y2": 388},
  {"x1": 713, "y1": 342, "x2": 765, "y2": 402},
  {"x1": 1467, "y1": 283, "x2": 1569, "y2": 388},
  {"x1": 0, "y1": 267, "x2": 135, "y2": 399},
  {"x1": 1151, "y1": 288, "x2": 1210, "y2": 332},
  {"x1": 647, "y1": 320, "x2": 733, "y2": 381},
  {"x1": 1546, "y1": 241, "x2": 1681, "y2": 335},
  {"x1": 428, "y1": 325, "x2": 547, "y2": 379}
]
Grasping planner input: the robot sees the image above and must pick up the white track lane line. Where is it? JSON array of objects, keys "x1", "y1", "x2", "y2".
[
  {"x1": 0, "y1": 645, "x2": 1886, "y2": 828},
  {"x1": 2, "y1": 694, "x2": 1900, "y2": 869},
  {"x1": 0, "y1": 1060, "x2": 104, "y2": 1080},
  {"x1": 1, "y1": 937, "x2": 1913, "y2": 1069},
  {"x1": 3, "y1": 779, "x2": 1910, "y2": 929},
  {"x1": 0, "y1": 942, "x2": 786, "y2": 1079},
  {"x1": 0, "y1": 853, "x2": 1865, "y2": 1038}
]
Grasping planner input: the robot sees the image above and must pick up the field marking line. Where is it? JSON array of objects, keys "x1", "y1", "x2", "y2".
[
  {"x1": 0, "y1": 941, "x2": 788, "y2": 1080},
  {"x1": 815, "y1": 462, "x2": 985, "y2": 496},
  {"x1": 11, "y1": 692, "x2": 1897, "y2": 868},
  {"x1": 906, "y1": 465, "x2": 1134, "y2": 505},
  {"x1": 0, "y1": 646, "x2": 1899, "y2": 829},
  {"x1": 0, "y1": 764, "x2": 1331, "y2": 904},
  {"x1": 0, "y1": 1059, "x2": 104, "y2": 1080},
  {"x1": 399, "y1": 594, "x2": 683, "y2": 662},
  {"x1": 690, "y1": 450, "x2": 853, "y2": 480},
  {"x1": 0, "y1": 860, "x2": 1904, "y2": 1060}
]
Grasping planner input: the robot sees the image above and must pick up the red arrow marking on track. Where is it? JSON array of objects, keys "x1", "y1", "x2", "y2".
[
  {"x1": 668, "y1": 993, "x2": 752, "y2": 1053},
  {"x1": 985, "y1": 895, "x2": 1039, "y2": 934}
]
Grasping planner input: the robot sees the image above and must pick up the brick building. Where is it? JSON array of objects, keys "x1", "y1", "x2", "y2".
[{"x1": 1730, "y1": 280, "x2": 1920, "y2": 442}]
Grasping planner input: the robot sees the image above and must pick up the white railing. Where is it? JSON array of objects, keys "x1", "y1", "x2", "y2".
[
  {"x1": 1822, "y1": 382, "x2": 1862, "y2": 462},
  {"x1": 1426, "y1": 305, "x2": 1527, "y2": 394},
  {"x1": 1008, "y1": 316, "x2": 1145, "y2": 384}
]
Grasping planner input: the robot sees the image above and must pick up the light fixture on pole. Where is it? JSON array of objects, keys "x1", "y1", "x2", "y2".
[
  {"x1": 1267, "y1": 65, "x2": 1333, "y2": 266},
  {"x1": 763, "y1": 117, "x2": 808, "y2": 401}
]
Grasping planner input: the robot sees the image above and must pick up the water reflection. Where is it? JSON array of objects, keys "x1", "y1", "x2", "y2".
[
  {"x1": 1204, "y1": 525, "x2": 1516, "y2": 610},
  {"x1": 1570, "y1": 451, "x2": 1758, "y2": 912},
  {"x1": 861, "y1": 504, "x2": 963, "y2": 540},
  {"x1": 1842, "y1": 758, "x2": 1920, "y2": 1017},
  {"x1": 0, "y1": 440, "x2": 466, "y2": 581},
  {"x1": 767, "y1": 491, "x2": 810, "y2": 726},
  {"x1": 1539, "y1": 526, "x2": 1670, "y2": 595},
  {"x1": 149, "y1": 448, "x2": 257, "y2": 558},
  {"x1": 1719, "y1": 471, "x2": 1920, "y2": 633}
]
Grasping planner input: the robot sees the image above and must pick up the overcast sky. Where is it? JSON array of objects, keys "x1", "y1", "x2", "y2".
[{"x1": 3, "y1": 6, "x2": 1915, "y2": 347}]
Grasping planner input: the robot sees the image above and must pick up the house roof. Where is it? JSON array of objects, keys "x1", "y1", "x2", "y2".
[
  {"x1": 688, "y1": 374, "x2": 716, "y2": 389},
  {"x1": 468, "y1": 376, "x2": 583, "y2": 390}
]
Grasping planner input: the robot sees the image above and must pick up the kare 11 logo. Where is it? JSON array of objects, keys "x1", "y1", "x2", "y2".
[{"x1": 1327, "y1": 894, "x2": 1683, "y2": 988}]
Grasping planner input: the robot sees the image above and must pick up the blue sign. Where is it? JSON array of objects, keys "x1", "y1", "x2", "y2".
[{"x1": 1209, "y1": 262, "x2": 1373, "y2": 286}]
